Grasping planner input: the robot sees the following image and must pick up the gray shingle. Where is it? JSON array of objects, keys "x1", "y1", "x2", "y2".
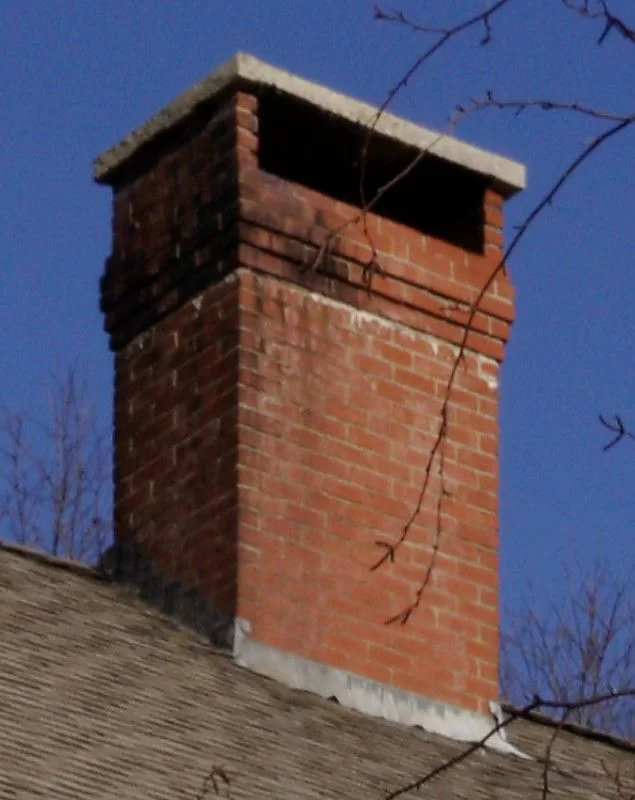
[{"x1": 0, "y1": 543, "x2": 632, "y2": 799}]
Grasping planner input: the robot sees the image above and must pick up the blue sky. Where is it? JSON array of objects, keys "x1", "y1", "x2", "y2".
[{"x1": 1, "y1": 1, "x2": 633, "y2": 628}]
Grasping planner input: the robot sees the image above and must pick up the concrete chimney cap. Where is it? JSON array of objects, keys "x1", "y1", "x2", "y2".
[{"x1": 93, "y1": 51, "x2": 526, "y2": 196}]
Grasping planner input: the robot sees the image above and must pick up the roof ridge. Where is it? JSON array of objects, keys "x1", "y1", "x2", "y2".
[
  {"x1": 501, "y1": 702, "x2": 635, "y2": 753},
  {"x1": 0, "y1": 539, "x2": 104, "y2": 580}
]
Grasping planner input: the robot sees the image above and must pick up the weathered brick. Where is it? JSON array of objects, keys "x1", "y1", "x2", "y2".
[{"x1": 100, "y1": 78, "x2": 516, "y2": 717}]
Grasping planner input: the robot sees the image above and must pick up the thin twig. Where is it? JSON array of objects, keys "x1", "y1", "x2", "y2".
[
  {"x1": 378, "y1": 115, "x2": 634, "y2": 624},
  {"x1": 385, "y1": 689, "x2": 635, "y2": 799},
  {"x1": 561, "y1": 0, "x2": 635, "y2": 45},
  {"x1": 599, "y1": 414, "x2": 635, "y2": 451}
]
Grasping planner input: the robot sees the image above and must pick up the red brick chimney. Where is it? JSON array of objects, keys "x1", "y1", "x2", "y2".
[{"x1": 95, "y1": 54, "x2": 525, "y2": 734}]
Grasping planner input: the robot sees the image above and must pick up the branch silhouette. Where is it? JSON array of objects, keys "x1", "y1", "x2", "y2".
[
  {"x1": 383, "y1": 689, "x2": 635, "y2": 800},
  {"x1": 308, "y1": 4, "x2": 635, "y2": 625},
  {"x1": 599, "y1": 415, "x2": 635, "y2": 451},
  {"x1": 377, "y1": 114, "x2": 634, "y2": 625},
  {"x1": 561, "y1": 0, "x2": 635, "y2": 45}
]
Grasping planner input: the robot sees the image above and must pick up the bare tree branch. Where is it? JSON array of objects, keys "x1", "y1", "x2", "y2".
[
  {"x1": 0, "y1": 367, "x2": 111, "y2": 562},
  {"x1": 194, "y1": 767, "x2": 232, "y2": 799},
  {"x1": 561, "y1": 0, "x2": 635, "y2": 45},
  {"x1": 467, "y1": 92, "x2": 634, "y2": 122},
  {"x1": 383, "y1": 688, "x2": 635, "y2": 799},
  {"x1": 308, "y1": 8, "x2": 635, "y2": 630},
  {"x1": 374, "y1": 112, "x2": 634, "y2": 628},
  {"x1": 501, "y1": 561, "x2": 635, "y2": 739},
  {"x1": 599, "y1": 414, "x2": 635, "y2": 451},
  {"x1": 601, "y1": 757, "x2": 635, "y2": 800},
  {"x1": 362, "y1": 1, "x2": 514, "y2": 207}
]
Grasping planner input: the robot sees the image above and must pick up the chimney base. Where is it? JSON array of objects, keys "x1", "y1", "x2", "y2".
[{"x1": 233, "y1": 617, "x2": 528, "y2": 756}]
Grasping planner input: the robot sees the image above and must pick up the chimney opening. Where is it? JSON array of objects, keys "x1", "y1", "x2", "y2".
[{"x1": 257, "y1": 89, "x2": 486, "y2": 253}]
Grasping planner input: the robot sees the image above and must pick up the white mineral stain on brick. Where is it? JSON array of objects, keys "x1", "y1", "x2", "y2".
[
  {"x1": 129, "y1": 328, "x2": 154, "y2": 353},
  {"x1": 308, "y1": 289, "x2": 450, "y2": 360},
  {"x1": 476, "y1": 355, "x2": 499, "y2": 391},
  {"x1": 242, "y1": 270, "x2": 500, "y2": 388}
]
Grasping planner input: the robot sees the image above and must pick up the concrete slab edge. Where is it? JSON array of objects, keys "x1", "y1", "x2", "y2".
[{"x1": 93, "y1": 52, "x2": 526, "y2": 195}]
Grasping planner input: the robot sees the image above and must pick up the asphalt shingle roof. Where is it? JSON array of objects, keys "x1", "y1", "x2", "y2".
[{"x1": 0, "y1": 542, "x2": 633, "y2": 799}]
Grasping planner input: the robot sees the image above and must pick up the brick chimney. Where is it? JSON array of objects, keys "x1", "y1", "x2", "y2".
[{"x1": 95, "y1": 54, "x2": 525, "y2": 733}]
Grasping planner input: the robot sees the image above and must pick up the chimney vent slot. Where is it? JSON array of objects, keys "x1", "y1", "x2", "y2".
[{"x1": 258, "y1": 90, "x2": 486, "y2": 253}]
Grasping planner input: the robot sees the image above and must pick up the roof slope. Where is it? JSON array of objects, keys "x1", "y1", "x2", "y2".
[{"x1": 0, "y1": 543, "x2": 631, "y2": 800}]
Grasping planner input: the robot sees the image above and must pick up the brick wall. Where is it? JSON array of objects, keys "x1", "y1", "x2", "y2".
[{"x1": 100, "y1": 86, "x2": 514, "y2": 713}]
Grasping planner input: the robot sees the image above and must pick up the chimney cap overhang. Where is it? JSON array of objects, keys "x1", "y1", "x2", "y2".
[{"x1": 93, "y1": 51, "x2": 526, "y2": 196}]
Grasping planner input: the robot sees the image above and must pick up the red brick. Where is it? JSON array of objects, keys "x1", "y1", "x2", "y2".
[{"x1": 103, "y1": 82, "x2": 517, "y2": 717}]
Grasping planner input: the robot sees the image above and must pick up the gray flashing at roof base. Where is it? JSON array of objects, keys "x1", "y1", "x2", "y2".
[
  {"x1": 93, "y1": 52, "x2": 526, "y2": 197},
  {"x1": 233, "y1": 618, "x2": 530, "y2": 759}
]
